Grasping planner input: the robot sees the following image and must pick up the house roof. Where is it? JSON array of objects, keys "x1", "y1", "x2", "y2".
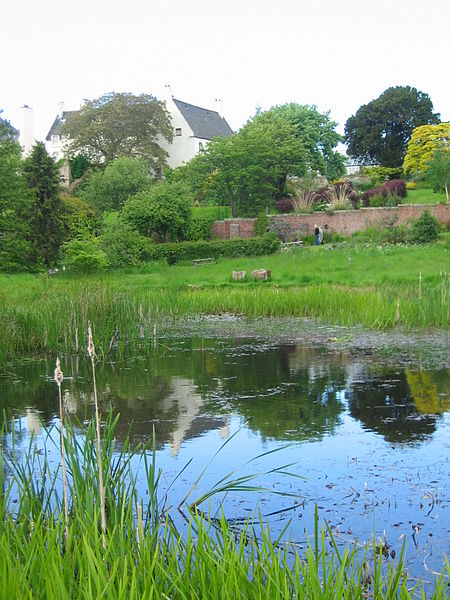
[
  {"x1": 45, "y1": 111, "x2": 79, "y2": 140},
  {"x1": 172, "y1": 98, "x2": 233, "y2": 140},
  {"x1": 0, "y1": 116, "x2": 19, "y2": 139}
]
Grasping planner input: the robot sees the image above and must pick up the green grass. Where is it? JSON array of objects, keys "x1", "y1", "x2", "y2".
[
  {"x1": 405, "y1": 188, "x2": 447, "y2": 205},
  {"x1": 1, "y1": 413, "x2": 448, "y2": 599},
  {"x1": 0, "y1": 236, "x2": 449, "y2": 360}
]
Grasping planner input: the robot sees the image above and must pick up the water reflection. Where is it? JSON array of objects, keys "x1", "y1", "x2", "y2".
[{"x1": 1, "y1": 339, "x2": 448, "y2": 449}]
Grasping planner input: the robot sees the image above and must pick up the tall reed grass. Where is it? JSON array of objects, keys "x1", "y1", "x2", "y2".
[{"x1": 0, "y1": 276, "x2": 448, "y2": 361}]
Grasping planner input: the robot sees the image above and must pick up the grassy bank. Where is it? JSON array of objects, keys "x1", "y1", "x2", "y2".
[
  {"x1": 404, "y1": 188, "x2": 447, "y2": 205},
  {"x1": 1, "y1": 414, "x2": 448, "y2": 599},
  {"x1": 0, "y1": 238, "x2": 449, "y2": 360}
]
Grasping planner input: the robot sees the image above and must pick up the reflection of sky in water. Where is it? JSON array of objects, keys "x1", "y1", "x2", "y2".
[{"x1": 1, "y1": 339, "x2": 449, "y2": 586}]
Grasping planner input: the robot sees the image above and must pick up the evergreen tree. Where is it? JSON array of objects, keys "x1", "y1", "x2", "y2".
[
  {"x1": 0, "y1": 139, "x2": 31, "y2": 271},
  {"x1": 23, "y1": 142, "x2": 65, "y2": 267}
]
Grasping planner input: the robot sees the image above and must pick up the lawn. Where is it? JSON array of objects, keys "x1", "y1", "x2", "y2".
[{"x1": 404, "y1": 187, "x2": 447, "y2": 205}]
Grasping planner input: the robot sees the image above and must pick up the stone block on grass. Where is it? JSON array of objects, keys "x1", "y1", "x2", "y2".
[
  {"x1": 232, "y1": 271, "x2": 247, "y2": 281},
  {"x1": 251, "y1": 269, "x2": 271, "y2": 280}
]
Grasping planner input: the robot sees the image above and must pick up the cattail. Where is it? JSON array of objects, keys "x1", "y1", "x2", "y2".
[
  {"x1": 87, "y1": 321, "x2": 95, "y2": 359},
  {"x1": 55, "y1": 357, "x2": 69, "y2": 547},
  {"x1": 88, "y1": 322, "x2": 107, "y2": 550},
  {"x1": 54, "y1": 357, "x2": 63, "y2": 387}
]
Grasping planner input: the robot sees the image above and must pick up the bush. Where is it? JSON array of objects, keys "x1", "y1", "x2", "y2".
[
  {"x1": 362, "y1": 166, "x2": 403, "y2": 186},
  {"x1": 412, "y1": 211, "x2": 440, "y2": 243},
  {"x1": 275, "y1": 199, "x2": 294, "y2": 213},
  {"x1": 362, "y1": 179, "x2": 407, "y2": 206},
  {"x1": 185, "y1": 215, "x2": 213, "y2": 241},
  {"x1": 406, "y1": 181, "x2": 416, "y2": 190},
  {"x1": 101, "y1": 220, "x2": 149, "y2": 267},
  {"x1": 254, "y1": 212, "x2": 269, "y2": 236},
  {"x1": 122, "y1": 181, "x2": 193, "y2": 242},
  {"x1": 80, "y1": 157, "x2": 151, "y2": 211},
  {"x1": 63, "y1": 235, "x2": 108, "y2": 272},
  {"x1": 147, "y1": 233, "x2": 281, "y2": 265}
]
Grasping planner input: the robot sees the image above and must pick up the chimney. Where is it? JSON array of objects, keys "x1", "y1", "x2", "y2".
[
  {"x1": 58, "y1": 101, "x2": 65, "y2": 118},
  {"x1": 20, "y1": 105, "x2": 36, "y2": 155}
]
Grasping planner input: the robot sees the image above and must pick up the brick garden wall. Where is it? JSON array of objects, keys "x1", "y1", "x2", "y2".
[{"x1": 211, "y1": 204, "x2": 450, "y2": 240}]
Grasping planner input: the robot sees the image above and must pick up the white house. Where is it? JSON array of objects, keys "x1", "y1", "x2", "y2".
[
  {"x1": 160, "y1": 97, "x2": 233, "y2": 168},
  {"x1": 44, "y1": 98, "x2": 233, "y2": 168}
]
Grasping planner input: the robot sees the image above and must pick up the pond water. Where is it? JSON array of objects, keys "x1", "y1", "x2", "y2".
[{"x1": 1, "y1": 324, "x2": 449, "y2": 587}]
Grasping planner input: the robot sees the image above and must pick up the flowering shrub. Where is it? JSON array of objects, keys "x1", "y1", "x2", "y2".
[
  {"x1": 275, "y1": 199, "x2": 294, "y2": 213},
  {"x1": 362, "y1": 179, "x2": 407, "y2": 206}
]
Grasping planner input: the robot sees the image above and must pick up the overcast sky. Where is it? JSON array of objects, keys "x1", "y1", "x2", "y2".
[{"x1": 2, "y1": 0, "x2": 449, "y2": 145}]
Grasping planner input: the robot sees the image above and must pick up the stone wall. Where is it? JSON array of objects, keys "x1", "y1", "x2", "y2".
[{"x1": 211, "y1": 204, "x2": 450, "y2": 240}]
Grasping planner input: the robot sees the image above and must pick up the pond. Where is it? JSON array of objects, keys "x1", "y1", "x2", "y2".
[{"x1": 1, "y1": 320, "x2": 449, "y2": 588}]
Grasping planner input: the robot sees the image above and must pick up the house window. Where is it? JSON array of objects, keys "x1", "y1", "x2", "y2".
[
  {"x1": 52, "y1": 135, "x2": 60, "y2": 142},
  {"x1": 175, "y1": 128, "x2": 182, "y2": 136}
]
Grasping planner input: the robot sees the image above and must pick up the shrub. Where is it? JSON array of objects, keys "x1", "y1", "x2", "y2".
[
  {"x1": 254, "y1": 212, "x2": 269, "y2": 237},
  {"x1": 275, "y1": 199, "x2": 294, "y2": 213},
  {"x1": 147, "y1": 233, "x2": 281, "y2": 265},
  {"x1": 292, "y1": 190, "x2": 316, "y2": 213},
  {"x1": 101, "y1": 220, "x2": 148, "y2": 267},
  {"x1": 80, "y1": 157, "x2": 151, "y2": 211},
  {"x1": 122, "y1": 181, "x2": 193, "y2": 242},
  {"x1": 406, "y1": 181, "x2": 416, "y2": 190},
  {"x1": 412, "y1": 210, "x2": 440, "y2": 243},
  {"x1": 362, "y1": 179, "x2": 407, "y2": 206},
  {"x1": 362, "y1": 166, "x2": 404, "y2": 186},
  {"x1": 63, "y1": 235, "x2": 108, "y2": 272},
  {"x1": 185, "y1": 215, "x2": 213, "y2": 241}
]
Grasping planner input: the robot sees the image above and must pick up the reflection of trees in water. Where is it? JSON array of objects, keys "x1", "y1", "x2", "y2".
[
  {"x1": 347, "y1": 369, "x2": 440, "y2": 443},
  {"x1": 1, "y1": 340, "x2": 448, "y2": 451}
]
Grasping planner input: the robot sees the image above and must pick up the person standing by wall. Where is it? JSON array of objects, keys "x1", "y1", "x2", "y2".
[
  {"x1": 319, "y1": 226, "x2": 324, "y2": 245},
  {"x1": 314, "y1": 224, "x2": 320, "y2": 245}
]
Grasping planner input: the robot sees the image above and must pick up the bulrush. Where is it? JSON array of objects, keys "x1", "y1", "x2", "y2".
[
  {"x1": 87, "y1": 321, "x2": 107, "y2": 550},
  {"x1": 55, "y1": 357, "x2": 69, "y2": 546}
]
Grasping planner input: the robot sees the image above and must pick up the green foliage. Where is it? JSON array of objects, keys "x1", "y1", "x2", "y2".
[
  {"x1": 185, "y1": 214, "x2": 213, "y2": 241},
  {"x1": 23, "y1": 142, "x2": 65, "y2": 267},
  {"x1": 362, "y1": 166, "x2": 403, "y2": 186},
  {"x1": 425, "y1": 150, "x2": 450, "y2": 201},
  {"x1": 0, "y1": 139, "x2": 31, "y2": 271},
  {"x1": 81, "y1": 157, "x2": 151, "y2": 211},
  {"x1": 101, "y1": 220, "x2": 148, "y2": 267},
  {"x1": 60, "y1": 92, "x2": 173, "y2": 169},
  {"x1": 63, "y1": 234, "x2": 108, "y2": 272},
  {"x1": 147, "y1": 232, "x2": 281, "y2": 264},
  {"x1": 403, "y1": 123, "x2": 450, "y2": 175},
  {"x1": 345, "y1": 86, "x2": 440, "y2": 167},
  {"x1": 369, "y1": 192, "x2": 401, "y2": 208},
  {"x1": 254, "y1": 212, "x2": 269, "y2": 236},
  {"x1": 121, "y1": 180, "x2": 193, "y2": 242},
  {"x1": 69, "y1": 154, "x2": 91, "y2": 180},
  {"x1": 60, "y1": 193, "x2": 99, "y2": 238},
  {"x1": 412, "y1": 210, "x2": 441, "y2": 243},
  {"x1": 180, "y1": 104, "x2": 344, "y2": 217}
]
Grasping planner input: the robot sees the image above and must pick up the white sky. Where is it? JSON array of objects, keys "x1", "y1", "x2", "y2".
[{"x1": 1, "y1": 0, "x2": 449, "y2": 144}]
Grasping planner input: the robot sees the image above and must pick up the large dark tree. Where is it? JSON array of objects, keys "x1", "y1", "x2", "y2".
[
  {"x1": 0, "y1": 139, "x2": 31, "y2": 271},
  {"x1": 23, "y1": 142, "x2": 65, "y2": 267},
  {"x1": 344, "y1": 86, "x2": 440, "y2": 167},
  {"x1": 61, "y1": 92, "x2": 173, "y2": 170}
]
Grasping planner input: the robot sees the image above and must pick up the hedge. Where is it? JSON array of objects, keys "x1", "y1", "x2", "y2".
[
  {"x1": 362, "y1": 179, "x2": 407, "y2": 207},
  {"x1": 146, "y1": 233, "x2": 281, "y2": 265}
]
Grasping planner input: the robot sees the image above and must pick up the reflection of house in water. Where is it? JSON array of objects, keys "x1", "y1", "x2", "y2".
[
  {"x1": 161, "y1": 377, "x2": 229, "y2": 456},
  {"x1": 26, "y1": 409, "x2": 42, "y2": 435}
]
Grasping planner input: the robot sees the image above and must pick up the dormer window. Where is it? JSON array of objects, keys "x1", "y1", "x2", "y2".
[{"x1": 175, "y1": 128, "x2": 182, "y2": 136}]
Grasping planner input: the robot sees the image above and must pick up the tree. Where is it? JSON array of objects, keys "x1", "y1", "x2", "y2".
[
  {"x1": 345, "y1": 86, "x2": 440, "y2": 167},
  {"x1": 425, "y1": 150, "x2": 450, "y2": 201},
  {"x1": 121, "y1": 181, "x2": 193, "y2": 242},
  {"x1": 23, "y1": 142, "x2": 66, "y2": 267},
  {"x1": 403, "y1": 123, "x2": 450, "y2": 175},
  {"x1": 250, "y1": 103, "x2": 345, "y2": 195},
  {"x1": 179, "y1": 104, "x2": 344, "y2": 217},
  {"x1": 80, "y1": 157, "x2": 151, "y2": 211},
  {"x1": 0, "y1": 139, "x2": 31, "y2": 271},
  {"x1": 61, "y1": 92, "x2": 173, "y2": 170}
]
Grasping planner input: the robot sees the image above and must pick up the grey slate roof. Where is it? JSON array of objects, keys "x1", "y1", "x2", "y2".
[
  {"x1": 0, "y1": 116, "x2": 19, "y2": 140},
  {"x1": 46, "y1": 111, "x2": 79, "y2": 140},
  {"x1": 172, "y1": 99, "x2": 233, "y2": 140}
]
